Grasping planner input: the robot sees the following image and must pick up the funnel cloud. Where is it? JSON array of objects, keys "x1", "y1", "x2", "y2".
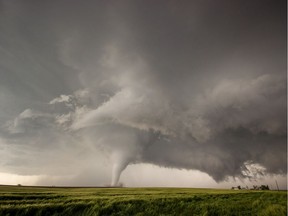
[{"x1": 0, "y1": 0, "x2": 286, "y2": 188}]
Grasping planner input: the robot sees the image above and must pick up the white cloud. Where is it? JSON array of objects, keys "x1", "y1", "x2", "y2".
[{"x1": 49, "y1": 94, "x2": 72, "y2": 105}]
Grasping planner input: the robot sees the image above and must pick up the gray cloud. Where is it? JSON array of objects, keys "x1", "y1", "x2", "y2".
[{"x1": 0, "y1": 0, "x2": 286, "y2": 187}]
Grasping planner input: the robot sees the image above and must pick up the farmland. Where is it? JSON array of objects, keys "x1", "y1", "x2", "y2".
[{"x1": 0, "y1": 185, "x2": 286, "y2": 216}]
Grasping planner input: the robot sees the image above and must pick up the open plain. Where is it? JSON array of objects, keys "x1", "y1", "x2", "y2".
[{"x1": 0, "y1": 185, "x2": 286, "y2": 216}]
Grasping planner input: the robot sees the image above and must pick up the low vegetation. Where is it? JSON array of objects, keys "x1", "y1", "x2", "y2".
[{"x1": 0, "y1": 185, "x2": 286, "y2": 215}]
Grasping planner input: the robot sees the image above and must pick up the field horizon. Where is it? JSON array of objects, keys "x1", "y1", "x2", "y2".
[
  {"x1": 0, "y1": 184, "x2": 287, "y2": 191},
  {"x1": 1, "y1": 185, "x2": 287, "y2": 215}
]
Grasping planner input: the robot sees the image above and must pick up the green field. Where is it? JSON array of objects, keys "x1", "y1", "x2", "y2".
[{"x1": 0, "y1": 186, "x2": 286, "y2": 216}]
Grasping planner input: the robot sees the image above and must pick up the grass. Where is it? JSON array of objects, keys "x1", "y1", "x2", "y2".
[{"x1": 0, "y1": 185, "x2": 286, "y2": 215}]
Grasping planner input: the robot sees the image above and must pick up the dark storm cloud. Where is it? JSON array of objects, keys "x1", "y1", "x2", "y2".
[{"x1": 0, "y1": 0, "x2": 286, "y2": 186}]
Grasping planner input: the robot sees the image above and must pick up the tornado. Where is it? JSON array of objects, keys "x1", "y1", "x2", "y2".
[
  {"x1": 110, "y1": 151, "x2": 131, "y2": 186},
  {"x1": 111, "y1": 162, "x2": 128, "y2": 186}
]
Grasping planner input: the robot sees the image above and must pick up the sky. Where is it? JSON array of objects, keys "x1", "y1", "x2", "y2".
[{"x1": 0, "y1": 0, "x2": 287, "y2": 189}]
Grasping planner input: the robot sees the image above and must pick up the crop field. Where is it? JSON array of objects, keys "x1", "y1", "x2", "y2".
[{"x1": 0, "y1": 185, "x2": 287, "y2": 216}]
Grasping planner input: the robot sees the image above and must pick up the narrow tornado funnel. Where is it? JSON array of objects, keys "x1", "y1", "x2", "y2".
[
  {"x1": 110, "y1": 152, "x2": 130, "y2": 186},
  {"x1": 111, "y1": 163, "x2": 128, "y2": 186}
]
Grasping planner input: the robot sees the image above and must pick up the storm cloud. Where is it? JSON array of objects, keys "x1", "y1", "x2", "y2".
[{"x1": 0, "y1": 0, "x2": 286, "y2": 187}]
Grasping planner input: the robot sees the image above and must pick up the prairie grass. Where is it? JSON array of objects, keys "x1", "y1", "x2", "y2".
[{"x1": 0, "y1": 186, "x2": 286, "y2": 215}]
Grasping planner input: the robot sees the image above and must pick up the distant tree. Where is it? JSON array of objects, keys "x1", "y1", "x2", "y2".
[
  {"x1": 259, "y1": 185, "x2": 270, "y2": 190},
  {"x1": 237, "y1": 185, "x2": 241, "y2": 190}
]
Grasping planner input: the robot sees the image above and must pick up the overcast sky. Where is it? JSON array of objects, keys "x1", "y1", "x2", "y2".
[{"x1": 0, "y1": 0, "x2": 286, "y2": 189}]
